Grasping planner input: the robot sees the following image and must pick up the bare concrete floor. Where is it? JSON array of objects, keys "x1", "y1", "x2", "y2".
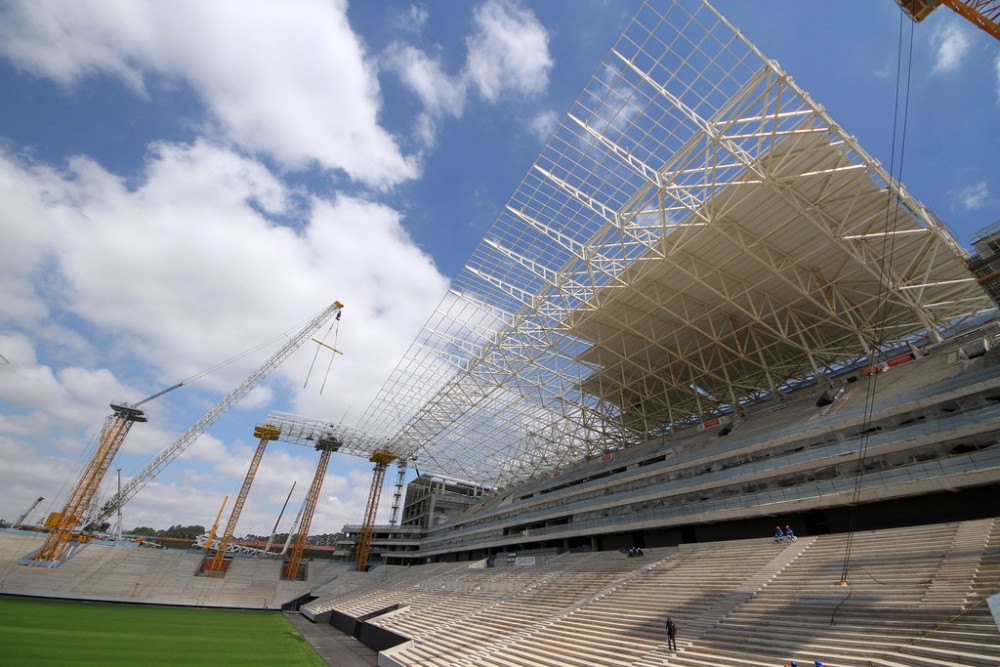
[{"x1": 285, "y1": 611, "x2": 379, "y2": 667}]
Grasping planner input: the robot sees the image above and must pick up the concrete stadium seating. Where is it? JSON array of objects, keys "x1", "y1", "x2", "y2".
[
  {"x1": 0, "y1": 530, "x2": 338, "y2": 609},
  {"x1": 297, "y1": 520, "x2": 1000, "y2": 667}
]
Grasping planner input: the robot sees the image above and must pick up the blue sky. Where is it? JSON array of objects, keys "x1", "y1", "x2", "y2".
[{"x1": 0, "y1": 0, "x2": 997, "y2": 537}]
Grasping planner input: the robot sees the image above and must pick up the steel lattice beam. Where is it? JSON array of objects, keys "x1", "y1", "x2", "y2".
[{"x1": 353, "y1": 0, "x2": 991, "y2": 489}]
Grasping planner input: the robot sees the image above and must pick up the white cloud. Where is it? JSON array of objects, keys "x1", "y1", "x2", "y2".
[
  {"x1": 0, "y1": 335, "x2": 139, "y2": 449},
  {"x1": 931, "y1": 21, "x2": 969, "y2": 74},
  {"x1": 529, "y1": 110, "x2": 560, "y2": 142},
  {"x1": 1, "y1": 142, "x2": 447, "y2": 396},
  {"x1": 384, "y1": 0, "x2": 553, "y2": 147},
  {"x1": 393, "y1": 4, "x2": 430, "y2": 35},
  {"x1": 465, "y1": 0, "x2": 552, "y2": 102},
  {"x1": 0, "y1": 141, "x2": 448, "y2": 532},
  {"x1": 0, "y1": 437, "x2": 79, "y2": 527},
  {"x1": 0, "y1": 0, "x2": 416, "y2": 188},
  {"x1": 995, "y1": 53, "x2": 1000, "y2": 104},
  {"x1": 954, "y1": 180, "x2": 989, "y2": 210},
  {"x1": 384, "y1": 43, "x2": 467, "y2": 118}
]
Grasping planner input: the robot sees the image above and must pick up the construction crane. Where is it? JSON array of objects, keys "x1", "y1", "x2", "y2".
[
  {"x1": 92, "y1": 300, "x2": 344, "y2": 525},
  {"x1": 201, "y1": 496, "x2": 229, "y2": 562},
  {"x1": 203, "y1": 424, "x2": 281, "y2": 576},
  {"x1": 13, "y1": 496, "x2": 44, "y2": 529},
  {"x1": 355, "y1": 449, "x2": 397, "y2": 572},
  {"x1": 282, "y1": 435, "x2": 342, "y2": 580},
  {"x1": 897, "y1": 0, "x2": 1000, "y2": 40},
  {"x1": 26, "y1": 402, "x2": 150, "y2": 564}
]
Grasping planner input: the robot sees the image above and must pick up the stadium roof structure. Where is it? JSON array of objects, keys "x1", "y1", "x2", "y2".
[{"x1": 346, "y1": 0, "x2": 992, "y2": 488}]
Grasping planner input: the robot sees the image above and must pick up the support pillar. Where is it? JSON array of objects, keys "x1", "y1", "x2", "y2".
[
  {"x1": 283, "y1": 435, "x2": 341, "y2": 580},
  {"x1": 205, "y1": 425, "x2": 281, "y2": 575},
  {"x1": 355, "y1": 450, "x2": 397, "y2": 572}
]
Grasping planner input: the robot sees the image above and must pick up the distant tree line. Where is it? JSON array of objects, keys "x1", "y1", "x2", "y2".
[
  {"x1": 127, "y1": 527, "x2": 346, "y2": 545},
  {"x1": 129, "y1": 525, "x2": 205, "y2": 540}
]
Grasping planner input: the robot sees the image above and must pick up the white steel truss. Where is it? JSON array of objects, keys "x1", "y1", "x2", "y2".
[{"x1": 356, "y1": 0, "x2": 990, "y2": 488}]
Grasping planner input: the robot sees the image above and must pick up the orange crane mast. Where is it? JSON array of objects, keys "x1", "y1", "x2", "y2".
[
  {"x1": 202, "y1": 496, "x2": 229, "y2": 562},
  {"x1": 28, "y1": 403, "x2": 147, "y2": 564},
  {"x1": 203, "y1": 424, "x2": 281, "y2": 576},
  {"x1": 282, "y1": 435, "x2": 341, "y2": 580},
  {"x1": 355, "y1": 449, "x2": 397, "y2": 572}
]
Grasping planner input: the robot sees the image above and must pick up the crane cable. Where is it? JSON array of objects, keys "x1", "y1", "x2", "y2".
[
  {"x1": 836, "y1": 8, "x2": 915, "y2": 601},
  {"x1": 113, "y1": 307, "x2": 331, "y2": 482},
  {"x1": 303, "y1": 309, "x2": 343, "y2": 394}
]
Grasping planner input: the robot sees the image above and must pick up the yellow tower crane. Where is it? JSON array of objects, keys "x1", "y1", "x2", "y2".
[
  {"x1": 203, "y1": 424, "x2": 281, "y2": 576},
  {"x1": 202, "y1": 496, "x2": 229, "y2": 559},
  {"x1": 897, "y1": 0, "x2": 1000, "y2": 40},
  {"x1": 29, "y1": 402, "x2": 148, "y2": 564},
  {"x1": 24, "y1": 300, "x2": 344, "y2": 567},
  {"x1": 355, "y1": 449, "x2": 397, "y2": 572},
  {"x1": 282, "y1": 435, "x2": 342, "y2": 581}
]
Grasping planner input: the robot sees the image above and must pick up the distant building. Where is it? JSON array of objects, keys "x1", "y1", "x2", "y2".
[
  {"x1": 400, "y1": 474, "x2": 490, "y2": 529},
  {"x1": 967, "y1": 220, "x2": 1000, "y2": 307},
  {"x1": 338, "y1": 474, "x2": 488, "y2": 565}
]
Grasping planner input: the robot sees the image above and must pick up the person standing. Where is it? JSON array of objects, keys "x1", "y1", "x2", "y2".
[{"x1": 665, "y1": 616, "x2": 677, "y2": 651}]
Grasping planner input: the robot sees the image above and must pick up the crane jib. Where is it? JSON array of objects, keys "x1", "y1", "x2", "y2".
[{"x1": 93, "y1": 301, "x2": 344, "y2": 523}]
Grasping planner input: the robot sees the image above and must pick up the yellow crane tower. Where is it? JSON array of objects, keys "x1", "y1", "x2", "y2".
[
  {"x1": 282, "y1": 435, "x2": 342, "y2": 581},
  {"x1": 202, "y1": 496, "x2": 229, "y2": 560},
  {"x1": 203, "y1": 424, "x2": 281, "y2": 576},
  {"x1": 897, "y1": 0, "x2": 1000, "y2": 40},
  {"x1": 355, "y1": 449, "x2": 397, "y2": 572},
  {"x1": 29, "y1": 402, "x2": 149, "y2": 564}
]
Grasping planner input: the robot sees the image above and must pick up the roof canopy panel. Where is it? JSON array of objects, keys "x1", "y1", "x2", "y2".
[{"x1": 353, "y1": 1, "x2": 989, "y2": 487}]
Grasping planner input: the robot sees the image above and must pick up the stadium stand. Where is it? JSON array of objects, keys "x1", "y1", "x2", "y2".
[
  {"x1": 0, "y1": 531, "x2": 337, "y2": 609},
  {"x1": 296, "y1": 520, "x2": 999, "y2": 667}
]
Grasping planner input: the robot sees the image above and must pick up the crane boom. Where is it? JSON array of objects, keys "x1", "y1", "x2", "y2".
[
  {"x1": 93, "y1": 300, "x2": 344, "y2": 523},
  {"x1": 14, "y1": 496, "x2": 44, "y2": 529}
]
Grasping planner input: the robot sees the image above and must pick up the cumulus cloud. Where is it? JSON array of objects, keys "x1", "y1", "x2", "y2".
[
  {"x1": 0, "y1": 0, "x2": 416, "y2": 188},
  {"x1": 384, "y1": 0, "x2": 553, "y2": 147},
  {"x1": 954, "y1": 180, "x2": 989, "y2": 210},
  {"x1": 0, "y1": 141, "x2": 447, "y2": 532},
  {"x1": 465, "y1": 0, "x2": 552, "y2": 102},
  {"x1": 931, "y1": 21, "x2": 970, "y2": 74},
  {"x1": 529, "y1": 110, "x2": 560, "y2": 142},
  {"x1": 393, "y1": 4, "x2": 430, "y2": 36},
  {"x1": 384, "y1": 43, "x2": 467, "y2": 118},
  {"x1": 0, "y1": 143, "x2": 447, "y2": 394}
]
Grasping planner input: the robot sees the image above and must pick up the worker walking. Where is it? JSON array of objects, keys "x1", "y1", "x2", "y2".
[{"x1": 665, "y1": 616, "x2": 677, "y2": 651}]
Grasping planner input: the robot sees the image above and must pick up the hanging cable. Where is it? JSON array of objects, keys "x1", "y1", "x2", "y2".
[
  {"x1": 837, "y1": 8, "x2": 915, "y2": 592},
  {"x1": 303, "y1": 309, "x2": 342, "y2": 391},
  {"x1": 318, "y1": 310, "x2": 343, "y2": 394}
]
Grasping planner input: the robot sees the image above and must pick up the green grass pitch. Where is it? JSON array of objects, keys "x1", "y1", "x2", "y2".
[{"x1": 0, "y1": 596, "x2": 327, "y2": 666}]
